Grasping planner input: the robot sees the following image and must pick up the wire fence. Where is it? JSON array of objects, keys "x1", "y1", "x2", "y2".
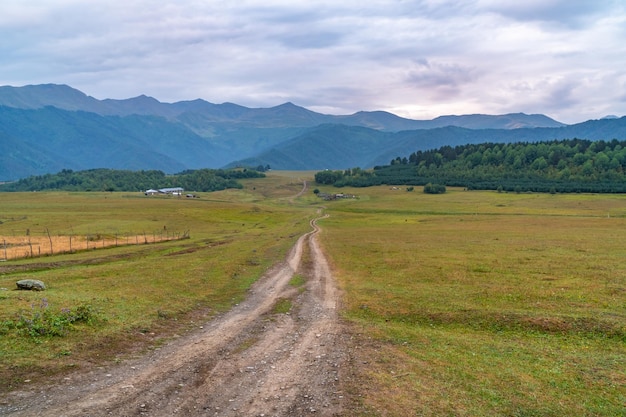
[{"x1": 0, "y1": 229, "x2": 190, "y2": 261}]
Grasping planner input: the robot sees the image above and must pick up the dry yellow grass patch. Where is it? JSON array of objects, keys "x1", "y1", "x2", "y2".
[{"x1": 0, "y1": 232, "x2": 185, "y2": 260}]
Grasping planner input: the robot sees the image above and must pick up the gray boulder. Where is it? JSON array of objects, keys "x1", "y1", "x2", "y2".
[{"x1": 16, "y1": 279, "x2": 46, "y2": 291}]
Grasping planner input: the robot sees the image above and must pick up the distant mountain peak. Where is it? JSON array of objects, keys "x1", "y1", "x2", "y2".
[
  {"x1": 429, "y1": 113, "x2": 565, "y2": 129},
  {"x1": 271, "y1": 102, "x2": 314, "y2": 113},
  {"x1": 123, "y1": 94, "x2": 160, "y2": 103},
  {"x1": 0, "y1": 84, "x2": 105, "y2": 115},
  {"x1": 0, "y1": 83, "x2": 566, "y2": 129}
]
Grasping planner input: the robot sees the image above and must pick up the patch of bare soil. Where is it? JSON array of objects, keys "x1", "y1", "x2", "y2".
[{"x1": 1, "y1": 213, "x2": 352, "y2": 416}]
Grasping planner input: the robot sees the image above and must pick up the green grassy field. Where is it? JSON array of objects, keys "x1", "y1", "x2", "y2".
[
  {"x1": 316, "y1": 185, "x2": 626, "y2": 416},
  {"x1": 0, "y1": 174, "x2": 315, "y2": 390},
  {"x1": 0, "y1": 176, "x2": 624, "y2": 416}
]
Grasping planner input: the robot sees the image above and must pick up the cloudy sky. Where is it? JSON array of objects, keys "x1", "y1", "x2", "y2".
[{"x1": 2, "y1": 0, "x2": 625, "y2": 123}]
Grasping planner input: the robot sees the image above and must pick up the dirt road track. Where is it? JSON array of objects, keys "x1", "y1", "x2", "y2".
[{"x1": 2, "y1": 213, "x2": 349, "y2": 416}]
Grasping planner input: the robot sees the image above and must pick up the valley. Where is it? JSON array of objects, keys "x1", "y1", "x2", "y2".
[{"x1": 0, "y1": 173, "x2": 624, "y2": 416}]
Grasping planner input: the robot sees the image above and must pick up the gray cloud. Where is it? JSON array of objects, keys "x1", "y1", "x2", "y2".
[
  {"x1": 406, "y1": 59, "x2": 479, "y2": 97},
  {"x1": 1, "y1": 0, "x2": 625, "y2": 123}
]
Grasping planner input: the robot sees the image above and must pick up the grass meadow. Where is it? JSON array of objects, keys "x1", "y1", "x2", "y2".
[
  {"x1": 0, "y1": 174, "x2": 624, "y2": 416},
  {"x1": 316, "y1": 185, "x2": 626, "y2": 416},
  {"x1": 0, "y1": 174, "x2": 314, "y2": 390}
]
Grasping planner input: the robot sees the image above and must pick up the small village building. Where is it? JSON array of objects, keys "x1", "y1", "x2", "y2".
[
  {"x1": 144, "y1": 187, "x2": 184, "y2": 196},
  {"x1": 159, "y1": 187, "x2": 184, "y2": 195}
]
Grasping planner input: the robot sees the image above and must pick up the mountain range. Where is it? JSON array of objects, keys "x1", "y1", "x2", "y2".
[{"x1": 0, "y1": 83, "x2": 624, "y2": 180}]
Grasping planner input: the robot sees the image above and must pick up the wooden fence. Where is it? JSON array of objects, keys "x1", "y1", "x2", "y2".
[{"x1": 0, "y1": 230, "x2": 189, "y2": 261}]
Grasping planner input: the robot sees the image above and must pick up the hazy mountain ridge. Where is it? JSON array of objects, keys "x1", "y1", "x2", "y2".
[
  {"x1": 0, "y1": 84, "x2": 565, "y2": 129},
  {"x1": 1, "y1": 83, "x2": 624, "y2": 180}
]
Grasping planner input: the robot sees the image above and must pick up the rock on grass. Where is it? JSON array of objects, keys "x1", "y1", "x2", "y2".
[{"x1": 16, "y1": 279, "x2": 46, "y2": 291}]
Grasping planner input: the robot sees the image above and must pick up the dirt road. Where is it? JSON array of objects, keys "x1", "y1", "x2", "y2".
[{"x1": 2, "y1": 212, "x2": 349, "y2": 416}]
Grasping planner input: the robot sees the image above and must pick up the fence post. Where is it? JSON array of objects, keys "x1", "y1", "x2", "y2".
[{"x1": 45, "y1": 228, "x2": 53, "y2": 255}]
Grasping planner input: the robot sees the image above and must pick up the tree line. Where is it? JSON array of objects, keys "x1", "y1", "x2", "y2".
[
  {"x1": 0, "y1": 168, "x2": 265, "y2": 192},
  {"x1": 315, "y1": 139, "x2": 626, "y2": 193}
]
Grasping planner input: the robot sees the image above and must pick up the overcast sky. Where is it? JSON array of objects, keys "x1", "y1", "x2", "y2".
[{"x1": 2, "y1": 0, "x2": 625, "y2": 124}]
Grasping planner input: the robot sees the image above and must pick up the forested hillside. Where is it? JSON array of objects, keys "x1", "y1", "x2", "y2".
[
  {"x1": 0, "y1": 168, "x2": 264, "y2": 192},
  {"x1": 315, "y1": 139, "x2": 626, "y2": 193}
]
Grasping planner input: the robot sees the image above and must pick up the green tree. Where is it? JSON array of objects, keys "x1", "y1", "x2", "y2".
[
  {"x1": 314, "y1": 170, "x2": 344, "y2": 185},
  {"x1": 594, "y1": 152, "x2": 610, "y2": 171},
  {"x1": 424, "y1": 183, "x2": 446, "y2": 194},
  {"x1": 531, "y1": 156, "x2": 548, "y2": 171}
]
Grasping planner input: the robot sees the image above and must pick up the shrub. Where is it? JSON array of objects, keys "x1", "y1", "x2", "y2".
[
  {"x1": 423, "y1": 183, "x2": 446, "y2": 194},
  {"x1": 5, "y1": 299, "x2": 103, "y2": 339}
]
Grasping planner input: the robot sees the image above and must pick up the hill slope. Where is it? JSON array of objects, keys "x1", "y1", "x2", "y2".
[
  {"x1": 0, "y1": 106, "x2": 224, "y2": 179},
  {"x1": 229, "y1": 118, "x2": 626, "y2": 170}
]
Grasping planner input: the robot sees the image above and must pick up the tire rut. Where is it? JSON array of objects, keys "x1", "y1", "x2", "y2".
[{"x1": 2, "y1": 214, "x2": 346, "y2": 417}]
